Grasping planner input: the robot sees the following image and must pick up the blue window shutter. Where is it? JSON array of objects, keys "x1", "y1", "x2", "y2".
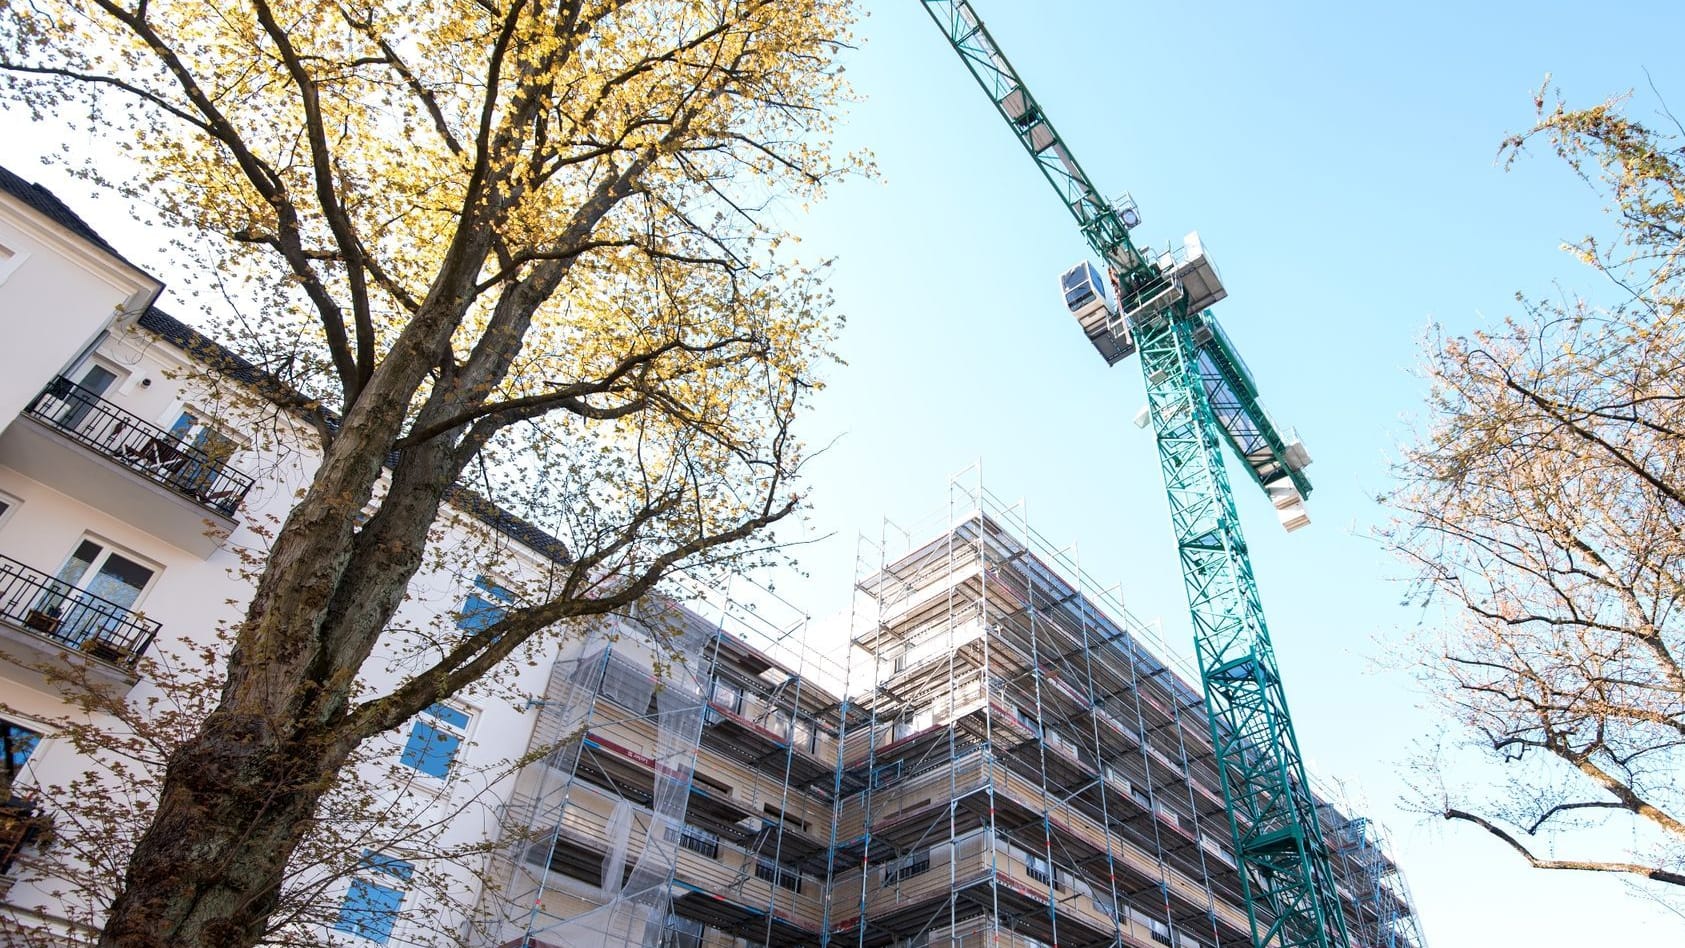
[
  {"x1": 333, "y1": 878, "x2": 404, "y2": 943},
  {"x1": 399, "y1": 717, "x2": 461, "y2": 778},
  {"x1": 425, "y1": 703, "x2": 471, "y2": 730},
  {"x1": 358, "y1": 850, "x2": 414, "y2": 882},
  {"x1": 458, "y1": 576, "x2": 513, "y2": 632},
  {"x1": 457, "y1": 592, "x2": 503, "y2": 632},
  {"x1": 3, "y1": 721, "x2": 41, "y2": 772}
]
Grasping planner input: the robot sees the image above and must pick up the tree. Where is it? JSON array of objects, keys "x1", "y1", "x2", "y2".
[
  {"x1": 1384, "y1": 83, "x2": 1685, "y2": 891},
  {"x1": 0, "y1": 1, "x2": 857, "y2": 946},
  {"x1": 3, "y1": 631, "x2": 516, "y2": 948}
]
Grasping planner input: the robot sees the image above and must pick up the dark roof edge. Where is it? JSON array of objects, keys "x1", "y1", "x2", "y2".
[
  {"x1": 0, "y1": 165, "x2": 156, "y2": 281},
  {"x1": 135, "y1": 309, "x2": 571, "y2": 564}
]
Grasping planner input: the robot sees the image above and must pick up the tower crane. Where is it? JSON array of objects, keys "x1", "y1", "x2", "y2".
[{"x1": 916, "y1": 4, "x2": 1350, "y2": 947}]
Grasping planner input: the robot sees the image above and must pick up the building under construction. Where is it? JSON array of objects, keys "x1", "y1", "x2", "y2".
[{"x1": 481, "y1": 488, "x2": 1427, "y2": 948}]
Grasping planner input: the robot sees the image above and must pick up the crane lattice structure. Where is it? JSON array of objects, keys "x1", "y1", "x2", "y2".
[{"x1": 916, "y1": 4, "x2": 1350, "y2": 947}]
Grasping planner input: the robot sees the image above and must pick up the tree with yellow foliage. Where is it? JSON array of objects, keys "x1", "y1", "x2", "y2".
[
  {"x1": 0, "y1": 1, "x2": 857, "y2": 945},
  {"x1": 1387, "y1": 84, "x2": 1685, "y2": 892}
]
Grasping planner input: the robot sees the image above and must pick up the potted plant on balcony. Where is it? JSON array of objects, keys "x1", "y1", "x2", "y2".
[
  {"x1": 80, "y1": 637, "x2": 128, "y2": 664},
  {"x1": 22, "y1": 604, "x2": 62, "y2": 636}
]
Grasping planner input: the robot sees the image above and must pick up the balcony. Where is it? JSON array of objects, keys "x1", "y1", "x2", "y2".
[
  {"x1": 0, "y1": 552, "x2": 157, "y2": 693},
  {"x1": 26, "y1": 377, "x2": 253, "y2": 515},
  {"x1": 0, "y1": 378, "x2": 253, "y2": 557}
]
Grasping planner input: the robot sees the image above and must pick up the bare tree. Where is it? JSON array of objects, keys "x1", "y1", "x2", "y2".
[
  {"x1": 0, "y1": 1, "x2": 859, "y2": 945},
  {"x1": 1385, "y1": 81, "x2": 1685, "y2": 890}
]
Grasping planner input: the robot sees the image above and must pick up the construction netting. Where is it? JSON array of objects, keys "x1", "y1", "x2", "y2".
[{"x1": 480, "y1": 601, "x2": 711, "y2": 948}]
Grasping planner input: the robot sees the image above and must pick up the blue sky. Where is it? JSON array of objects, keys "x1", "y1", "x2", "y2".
[
  {"x1": 5, "y1": 1, "x2": 1684, "y2": 943},
  {"x1": 776, "y1": 0, "x2": 1685, "y2": 943}
]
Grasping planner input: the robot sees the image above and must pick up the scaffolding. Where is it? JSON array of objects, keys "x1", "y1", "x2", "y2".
[
  {"x1": 825, "y1": 475, "x2": 1425, "y2": 948},
  {"x1": 478, "y1": 596, "x2": 718, "y2": 947},
  {"x1": 475, "y1": 477, "x2": 1427, "y2": 948},
  {"x1": 1317, "y1": 799, "x2": 1428, "y2": 948},
  {"x1": 480, "y1": 580, "x2": 852, "y2": 948}
]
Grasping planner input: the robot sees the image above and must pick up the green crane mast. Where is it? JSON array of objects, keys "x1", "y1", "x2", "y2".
[{"x1": 915, "y1": 4, "x2": 1350, "y2": 947}]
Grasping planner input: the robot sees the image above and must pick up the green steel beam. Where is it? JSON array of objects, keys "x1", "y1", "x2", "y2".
[
  {"x1": 918, "y1": 0, "x2": 1144, "y2": 272},
  {"x1": 915, "y1": 3, "x2": 1351, "y2": 946},
  {"x1": 1193, "y1": 312, "x2": 1312, "y2": 499},
  {"x1": 1135, "y1": 303, "x2": 1350, "y2": 948}
]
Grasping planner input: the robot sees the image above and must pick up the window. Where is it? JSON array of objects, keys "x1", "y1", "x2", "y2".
[
  {"x1": 764, "y1": 803, "x2": 809, "y2": 833},
  {"x1": 1045, "y1": 728, "x2": 1076, "y2": 756},
  {"x1": 690, "y1": 771, "x2": 733, "y2": 799},
  {"x1": 333, "y1": 850, "x2": 412, "y2": 944},
  {"x1": 166, "y1": 409, "x2": 241, "y2": 495},
  {"x1": 666, "y1": 823, "x2": 719, "y2": 859},
  {"x1": 893, "y1": 706, "x2": 935, "y2": 741},
  {"x1": 1199, "y1": 833, "x2": 1236, "y2": 868},
  {"x1": 709, "y1": 677, "x2": 742, "y2": 713},
  {"x1": 1024, "y1": 853, "x2": 1061, "y2": 889},
  {"x1": 1024, "y1": 852, "x2": 1050, "y2": 885},
  {"x1": 1125, "y1": 906, "x2": 1174, "y2": 947},
  {"x1": 55, "y1": 362, "x2": 122, "y2": 433},
  {"x1": 598, "y1": 651, "x2": 653, "y2": 711},
  {"x1": 399, "y1": 704, "x2": 472, "y2": 779},
  {"x1": 1015, "y1": 707, "x2": 1041, "y2": 736},
  {"x1": 881, "y1": 850, "x2": 931, "y2": 885},
  {"x1": 30, "y1": 538, "x2": 157, "y2": 650},
  {"x1": 2, "y1": 717, "x2": 43, "y2": 789},
  {"x1": 457, "y1": 575, "x2": 512, "y2": 633},
  {"x1": 754, "y1": 858, "x2": 802, "y2": 893},
  {"x1": 0, "y1": 491, "x2": 19, "y2": 533},
  {"x1": 658, "y1": 914, "x2": 704, "y2": 948},
  {"x1": 1103, "y1": 764, "x2": 1131, "y2": 795}
]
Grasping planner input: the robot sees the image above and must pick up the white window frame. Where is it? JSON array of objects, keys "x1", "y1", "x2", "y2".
[
  {"x1": 1, "y1": 710, "x2": 51, "y2": 793},
  {"x1": 53, "y1": 533, "x2": 162, "y2": 611},
  {"x1": 0, "y1": 239, "x2": 29, "y2": 289},
  {"x1": 396, "y1": 701, "x2": 477, "y2": 785},
  {"x1": 0, "y1": 489, "x2": 21, "y2": 534},
  {"x1": 163, "y1": 403, "x2": 249, "y2": 454}
]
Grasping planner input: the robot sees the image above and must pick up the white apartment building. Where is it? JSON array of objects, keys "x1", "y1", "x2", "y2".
[{"x1": 0, "y1": 166, "x2": 601, "y2": 947}]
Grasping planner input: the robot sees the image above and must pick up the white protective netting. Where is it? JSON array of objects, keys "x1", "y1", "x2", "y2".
[{"x1": 484, "y1": 602, "x2": 711, "y2": 948}]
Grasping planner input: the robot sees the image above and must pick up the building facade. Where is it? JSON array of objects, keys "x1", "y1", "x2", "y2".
[{"x1": 0, "y1": 168, "x2": 1425, "y2": 948}]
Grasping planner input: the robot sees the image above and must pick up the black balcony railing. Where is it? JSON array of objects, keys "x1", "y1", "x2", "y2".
[
  {"x1": 25, "y1": 376, "x2": 253, "y2": 516},
  {"x1": 0, "y1": 553, "x2": 159, "y2": 667}
]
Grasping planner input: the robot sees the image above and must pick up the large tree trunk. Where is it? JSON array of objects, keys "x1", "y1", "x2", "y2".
[
  {"x1": 96, "y1": 358, "x2": 459, "y2": 948},
  {"x1": 99, "y1": 711, "x2": 356, "y2": 948}
]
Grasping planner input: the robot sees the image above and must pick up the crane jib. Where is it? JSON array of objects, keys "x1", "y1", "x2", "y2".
[{"x1": 923, "y1": 0, "x2": 1143, "y2": 269}]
